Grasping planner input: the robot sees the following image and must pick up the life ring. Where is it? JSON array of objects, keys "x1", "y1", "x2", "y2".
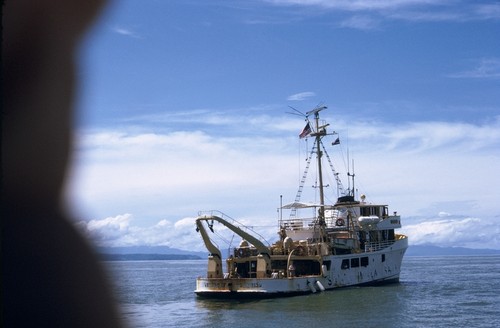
[{"x1": 336, "y1": 218, "x2": 345, "y2": 226}]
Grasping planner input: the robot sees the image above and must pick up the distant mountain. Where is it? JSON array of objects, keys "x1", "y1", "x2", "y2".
[
  {"x1": 406, "y1": 245, "x2": 500, "y2": 256},
  {"x1": 100, "y1": 253, "x2": 202, "y2": 261},
  {"x1": 97, "y1": 245, "x2": 207, "y2": 259}
]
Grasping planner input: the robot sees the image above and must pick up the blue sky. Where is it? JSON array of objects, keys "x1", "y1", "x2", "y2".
[{"x1": 68, "y1": 0, "x2": 500, "y2": 251}]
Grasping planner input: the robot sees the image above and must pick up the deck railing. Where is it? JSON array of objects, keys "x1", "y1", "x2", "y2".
[{"x1": 364, "y1": 239, "x2": 396, "y2": 252}]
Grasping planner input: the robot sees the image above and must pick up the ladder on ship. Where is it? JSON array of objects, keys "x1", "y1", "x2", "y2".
[
  {"x1": 289, "y1": 140, "x2": 346, "y2": 219},
  {"x1": 289, "y1": 144, "x2": 315, "y2": 218},
  {"x1": 320, "y1": 139, "x2": 346, "y2": 198}
]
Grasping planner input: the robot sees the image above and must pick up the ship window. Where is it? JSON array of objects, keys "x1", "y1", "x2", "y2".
[
  {"x1": 323, "y1": 260, "x2": 331, "y2": 270},
  {"x1": 361, "y1": 257, "x2": 369, "y2": 267},
  {"x1": 341, "y1": 259, "x2": 349, "y2": 270},
  {"x1": 388, "y1": 229, "x2": 395, "y2": 240},
  {"x1": 361, "y1": 206, "x2": 382, "y2": 216},
  {"x1": 350, "y1": 258, "x2": 360, "y2": 268},
  {"x1": 381, "y1": 254, "x2": 386, "y2": 262}
]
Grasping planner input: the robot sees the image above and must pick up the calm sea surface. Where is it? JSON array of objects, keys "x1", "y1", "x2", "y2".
[{"x1": 105, "y1": 256, "x2": 500, "y2": 328}]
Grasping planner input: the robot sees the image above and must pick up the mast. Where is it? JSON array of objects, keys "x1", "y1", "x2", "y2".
[{"x1": 307, "y1": 106, "x2": 327, "y2": 224}]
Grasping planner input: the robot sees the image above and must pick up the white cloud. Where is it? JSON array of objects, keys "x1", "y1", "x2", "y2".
[
  {"x1": 87, "y1": 213, "x2": 131, "y2": 233},
  {"x1": 364, "y1": 119, "x2": 500, "y2": 152},
  {"x1": 400, "y1": 215, "x2": 500, "y2": 249},
  {"x1": 112, "y1": 26, "x2": 141, "y2": 39},
  {"x1": 474, "y1": 3, "x2": 500, "y2": 20},
  {"x1": 66, "y1": 125, "x2": 300, "y2": 225},
  {"x1": 78, "y1": 214, "x2": 205, "y2": 250},
  {"x1": 448, "y1": 58, "x2": 500, "y2": 79},
  {"x1": 79, "y1": 213, "x2": 133, "y2": 245},
  {"x1": 78, "y1": 212, "x2": 500, "y2": 252},
  {"x1": 263, "y1": 0, "x2": 500, "y2": 27},
  {"x1": 266, "y1": 0, "x2": 441, "y2": 11},
  {"x1": 287, "y1": 91, "x2": 316, "y2": 101},
  {"x1": 340, "y1": 15, "x2": 380, "y2": 30},
  {"x1": 66, "y1": 110, "x2": 500, "y2": 250}
]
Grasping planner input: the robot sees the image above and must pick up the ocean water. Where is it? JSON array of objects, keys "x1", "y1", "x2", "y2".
[{"x1": 105, "y1": 256, "x2": 500, "y2": 328}]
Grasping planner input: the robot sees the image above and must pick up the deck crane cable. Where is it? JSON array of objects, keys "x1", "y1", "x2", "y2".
[{"x1": 319, "y1": 139, "x2": 346, "y2": 197}]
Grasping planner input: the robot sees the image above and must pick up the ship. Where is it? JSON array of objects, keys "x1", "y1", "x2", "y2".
[{"x1": 195, "y1": 106, "x2": 408, "y2": 298}]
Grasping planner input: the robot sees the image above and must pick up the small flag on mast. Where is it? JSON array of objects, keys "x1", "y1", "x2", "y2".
[
  {"x1": 299, "y1": 122, "x2": 312, "y2": 138},
  {"x1": 332, "y1": 137, "x2": 340, "y2": 145}
]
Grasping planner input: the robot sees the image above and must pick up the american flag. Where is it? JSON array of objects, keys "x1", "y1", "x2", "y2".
[{"x1": 299, "y1": 122, "x2": 312, "y2": 138}]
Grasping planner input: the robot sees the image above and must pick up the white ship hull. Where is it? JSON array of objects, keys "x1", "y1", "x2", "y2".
[{"x1": 196, "y1": 238, "x2": 407, "y2": 298}]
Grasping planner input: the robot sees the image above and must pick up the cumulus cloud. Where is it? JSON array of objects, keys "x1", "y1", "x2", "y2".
[
  {"x1": 77, "y1": 213, "x2": 275, "y2": 252},
  {"x1": 78, "y1": 212, "x2": 500, "y2": 251},
  {"x1": 67, "y1": 109, "x2": 500, "y2": 251},
  {"x1": 78, "y1": 214, "x2": 203, "y2": 250},
  {"x1": 400, "y1": 215, "x2": 499, "y2": 249},
  {"x1": 86, "y1": 214, "x2": 131, "y2": 238}
]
